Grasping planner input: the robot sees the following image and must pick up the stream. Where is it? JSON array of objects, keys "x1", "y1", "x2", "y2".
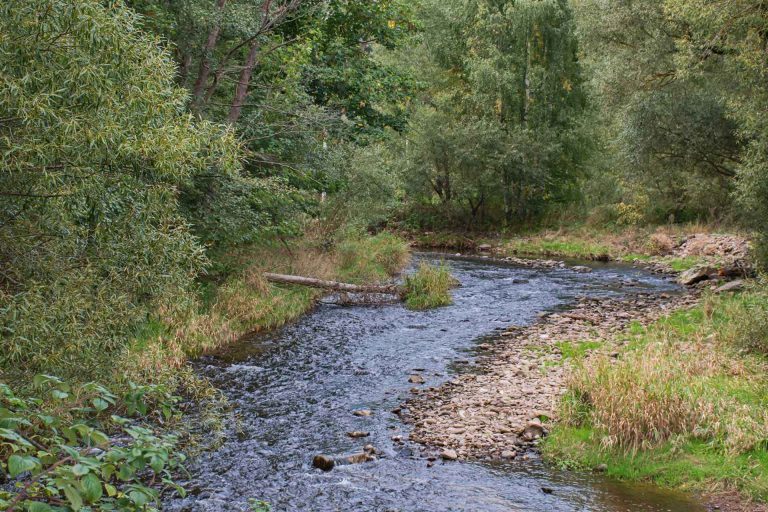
[{"x1": 168, "y1": 253, "x2": 706, "y2": 512}]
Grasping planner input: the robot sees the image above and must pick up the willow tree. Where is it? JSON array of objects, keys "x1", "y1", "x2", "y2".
[{"x1": 0, "y1": 0, "x2": 242, "y2": 378}]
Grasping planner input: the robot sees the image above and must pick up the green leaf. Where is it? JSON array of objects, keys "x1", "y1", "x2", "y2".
[
  {"x1": 104, "y1": 483, "x2": 117, "y2": 497},
  {"x1": 50, "y1": 390, "x2": 69, "y2": 400},
  {"x1": 8, "y1": 454, "x2": 38, "y2": 477},
  {"x1": 81, "y1": 473, "x2": 103, "y2": 503},
  {"x1": 63, "y1": 485, "x2": 83, "y2": 510},
  {"x1": 26, "y1": 502, "x2": 54, "y2": 512},
  {"x1": 0, "y1": 428, "x2": 35, "y2": 449},
  {"x1": 33, "y1": 375, "x2": 63, "y2": 388},
  {"x1": 128, "y1": 489, "x2": 150, "y2": 507},
  {"x1": 71, "y1": 463, "x2": 89, "y2": 476},
  {"x1": 89, "y1": 430, "x2": 109, "y2": 446},
  {"x1": 92, "y1": 398, "x2": 109, "y2": 411},
  {"x1": 117, "y1": 464, "x2": 134, "y2": 481},
  {"x1": 149, "y1": 455, "x2": 164, "y2": 473}
]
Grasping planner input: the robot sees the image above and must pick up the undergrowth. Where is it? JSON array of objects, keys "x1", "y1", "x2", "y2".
[
  {"x1": 0, "y1": 376, "x2": 186, "y2": 511},
  {"x1": 543, "y1": 282, "x2": 768, "y2": 502}
]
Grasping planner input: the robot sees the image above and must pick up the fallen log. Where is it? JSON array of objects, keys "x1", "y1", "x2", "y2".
[{"x1": 263, "y1": 273, "x2": 402, "y2": 296}]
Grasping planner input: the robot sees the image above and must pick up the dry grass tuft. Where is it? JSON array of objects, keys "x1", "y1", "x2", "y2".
[{"x1": 563, "y1": 289, "x2": 768, "y2": 455}]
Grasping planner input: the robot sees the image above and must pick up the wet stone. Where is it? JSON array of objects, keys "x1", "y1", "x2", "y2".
[{"x1": 312, "y1": 455, "x2": 335, "y2": 472}]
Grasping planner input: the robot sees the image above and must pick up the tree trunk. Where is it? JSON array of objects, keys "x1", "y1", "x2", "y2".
[
  {"x1": 263, "y1": 273, "x2": 402, "y2": 295},
  {"x1": 191, "y1": 0, "x2": 227, "y2": 112},
  {"x1": 177, "y1": 50, "x2": 192, "y2": 85},
  {"x1": 226, "y1": 41, "x2": 260, "y2": 125}
]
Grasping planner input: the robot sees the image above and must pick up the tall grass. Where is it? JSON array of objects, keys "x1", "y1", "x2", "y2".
[
  {"x1": 402, "y1": 262, "x2": 456, "y2": 310},
  {"x1": 545, "y1": 284, "x2": 768, "y2": 501}
]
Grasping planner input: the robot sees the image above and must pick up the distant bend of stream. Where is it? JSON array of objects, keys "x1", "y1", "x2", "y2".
[{"x1": 168, "y1": 253, "x2": 705, "y2": 512}]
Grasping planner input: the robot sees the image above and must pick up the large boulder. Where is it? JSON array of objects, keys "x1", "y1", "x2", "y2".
[{"x1": 678, "y1": 265, "x2": 714, "y2": 286}]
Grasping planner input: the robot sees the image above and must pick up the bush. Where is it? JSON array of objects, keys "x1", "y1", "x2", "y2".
[
  {"x1": 402, "y1": 262, "x2": 456, "y2": 310},
  {"x1": 0, "y1": 376, "x2": 186, "y2": 511},
  {"x1": 0, "y1": 0, "x2": 241, "y2": 382}
]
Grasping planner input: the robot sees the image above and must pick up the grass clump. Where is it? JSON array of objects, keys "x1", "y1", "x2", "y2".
[
  {"x1": 543, "y1": 284, "x2": 768, "y2": 502},
  {"x1": 402, "y1": 262, "x2": 456, "y2": 310}
]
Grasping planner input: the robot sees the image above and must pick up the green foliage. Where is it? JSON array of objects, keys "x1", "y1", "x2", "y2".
[
  {"x1": 302, "y1": 0, "x2": 418, "y2": 136},
  {"x1": 395, "y1": 0, "x2": 589, "y2": 229},
  {"x1": 403, "y1": 262, "x2": 456, "y2": 310},
  {"x1": 0, "y1": 0, "x2": 242, "y2": 380},
  {"x1": 0, "y1": 377, "x2": 185, "y2": 511},
  {"x1": 573, "y1": 0, "x2": 768, "y2": 233}
]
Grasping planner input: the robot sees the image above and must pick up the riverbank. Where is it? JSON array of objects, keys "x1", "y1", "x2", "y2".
[
  {"x1": 405, "y1": 290, "x2": 701, "y2": 459},
  {"x1": 117, "y1": 231, "x2": 410, "y2": 385},
  {"x1": 403, "y1": 238, "x2": 767, "y2": 510},
  {"x1": 543, "y1": 284, "x2": 768, "y2": 511},
  {"x1": 407, "y1": 225, "x2": 752, "y2": 275}
]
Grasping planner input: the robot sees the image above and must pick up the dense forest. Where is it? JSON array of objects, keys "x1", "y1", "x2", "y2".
[{"x1": 2, "y1": 1, "x2": 768, "y2": 511}]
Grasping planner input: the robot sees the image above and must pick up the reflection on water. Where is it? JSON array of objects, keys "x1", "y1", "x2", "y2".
[{"x1": 167, "y1": 254, "x2": 704, "y2": 512}]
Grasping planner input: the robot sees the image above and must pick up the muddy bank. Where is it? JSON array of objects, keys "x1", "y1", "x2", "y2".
[{"x1": 404, "y1": 290, "x2": 702, "y2": 459}]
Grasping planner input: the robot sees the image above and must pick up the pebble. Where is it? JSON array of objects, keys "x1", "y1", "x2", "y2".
[{"x1": 441, "y1": 448, "x2": 458, "y2": 461}]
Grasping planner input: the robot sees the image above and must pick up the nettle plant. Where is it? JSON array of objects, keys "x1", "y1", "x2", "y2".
[{"x1": 0, "y1": 376, "x2": 186, "y2": 511}]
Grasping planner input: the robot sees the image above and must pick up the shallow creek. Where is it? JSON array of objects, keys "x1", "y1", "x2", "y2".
[{"x1": 168, "y1": 253, "x2": 706, "y2": 512}]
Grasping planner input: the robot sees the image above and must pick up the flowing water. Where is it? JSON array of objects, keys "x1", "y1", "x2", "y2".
[{"x1": 168, "y1": 253, "x2": 706, "y2": 512}]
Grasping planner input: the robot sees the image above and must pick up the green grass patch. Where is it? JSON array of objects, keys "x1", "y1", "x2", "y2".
[
  {"x1": 402, "y1": 262, "x2": 456, "y2": 310},
  {"x1": 619, "y1": 253, "x2": 654, "y2": 262},
  {"x1": 505, "y1": 238, "x2": 612, "y2": 259},
  {"x1": 544, "y1": 428, "x2": 768, "y2": 501},
  {"x1": 556, "y1": 340, "x2": 603, "y2": 361},
  {"x1": 666, "y1": 256, "x2": 703, "y2": 272}
]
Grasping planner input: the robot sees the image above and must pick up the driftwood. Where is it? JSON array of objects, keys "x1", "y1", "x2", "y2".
[{"x1": 263, "y1": 273, "x2": 402, "y2": 296}]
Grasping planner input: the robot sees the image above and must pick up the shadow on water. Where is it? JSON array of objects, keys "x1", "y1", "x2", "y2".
[{"x1": 168, "y1": 253, "x2": 705, "y2": 512}]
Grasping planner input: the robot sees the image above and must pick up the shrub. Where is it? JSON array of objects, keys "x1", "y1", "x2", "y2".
[
  {"x1": 0, "y1": 376, "x2": 186, "y2": 511},
  {"x1": 0, "y1": 0, "x2": 242, "y2": 382}
]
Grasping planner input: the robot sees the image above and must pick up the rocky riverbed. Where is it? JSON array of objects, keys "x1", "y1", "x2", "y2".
[
  {"x1": 404, "y1": 290, "x2": 702, "y2": 460},
  {"x1": 168, "y1": 253, "x2": 707, "y2": 512}
]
